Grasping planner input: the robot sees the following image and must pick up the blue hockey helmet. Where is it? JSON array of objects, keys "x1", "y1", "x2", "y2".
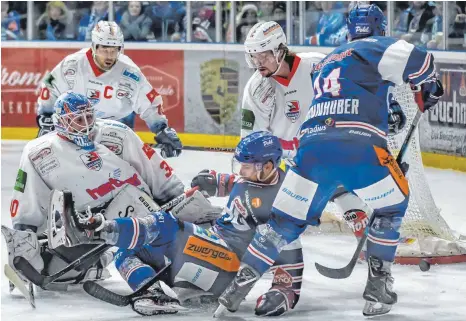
[
  {"x1": 52, "y1": 91, "x2": 96, "y2": 150},
  {"x1": 347, "y1": 4, "x2": 386, "y2": 40},
  {"x1": 232, "y1": 131, "x2": 282, "y2": 178}
]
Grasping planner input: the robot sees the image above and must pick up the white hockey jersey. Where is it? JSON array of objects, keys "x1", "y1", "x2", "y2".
[
  {"x1": 241, "y1": 52, "x2": 325, "y2": 158},
  {"x1": 37, "y1": 48, "x2": 167, "y2": 133},
  {"x1": 10, "y1": 120, "x2": 184, "y2": 233}
]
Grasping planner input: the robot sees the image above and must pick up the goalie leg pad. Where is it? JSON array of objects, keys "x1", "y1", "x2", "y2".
[
  {"x1": 170, "y1": 190, "x2": 223, "y2": 224},
  {"x1": 1, "y1": 226, "x2": 44, "y2": 278}
]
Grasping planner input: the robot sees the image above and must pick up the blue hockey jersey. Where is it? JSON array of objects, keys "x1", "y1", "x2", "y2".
[{"x1": 299, "y1": 36, "x2": 436, "y2": 148}]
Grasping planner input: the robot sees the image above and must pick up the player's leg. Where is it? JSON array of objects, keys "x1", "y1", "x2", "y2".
[
  {"x1": 255, "y1": 240, "x2": 304, "y2": 316},
  {"x1": 345, "y1": 146, "x2": 410, "y2": 316}
]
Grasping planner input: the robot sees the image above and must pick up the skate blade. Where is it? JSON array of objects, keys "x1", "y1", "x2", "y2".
[
  {"x1": 363, "y1": 300, "x2": 392, "y2": 317},
  {"x1": 135, "y1": 299, "x2": 188, "y2": 312}
]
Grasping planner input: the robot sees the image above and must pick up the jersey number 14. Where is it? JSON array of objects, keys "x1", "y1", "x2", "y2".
[{"x1": 313, "y1": 68, "x2": 341, "y2": 99}]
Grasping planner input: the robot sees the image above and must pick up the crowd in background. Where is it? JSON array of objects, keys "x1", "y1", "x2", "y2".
[{"x1": 2, "y1": 1, "x2": 465, "y2": 50}]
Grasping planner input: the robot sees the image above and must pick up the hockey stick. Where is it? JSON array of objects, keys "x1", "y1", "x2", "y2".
[
  {"x1": 314, "y1": 90, "x2": 425, "y2": 279},
  {"x1": 13, "y1": 187, "x2": 199, "y2": 289},
  {"x1": 82, "y1": 263, "x2": 171, "y2": 306}
]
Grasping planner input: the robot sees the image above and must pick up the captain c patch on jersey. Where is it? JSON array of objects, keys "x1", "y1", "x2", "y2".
[{"x1": 285, "y1": 101, "x2": 301, "y2": 123}]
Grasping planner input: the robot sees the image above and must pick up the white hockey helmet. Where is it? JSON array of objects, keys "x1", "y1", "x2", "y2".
[
  {"x1": 244, "y1": 21, "x2": 287, "y2": 68},
  {"x1": 91, "y1": 21, "x2": 124, "y2": 53}
]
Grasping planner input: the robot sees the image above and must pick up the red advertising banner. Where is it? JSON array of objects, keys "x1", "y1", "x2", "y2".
[{"x1": 1, "y1": 48, "x2": 184, "y2": 132}]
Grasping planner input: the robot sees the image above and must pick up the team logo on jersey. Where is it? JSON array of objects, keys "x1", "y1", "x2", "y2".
[
  {"x1": 116, "y1": 89, "x2": 132, "y2": 100},
  {"x1": 80, "y1": 151, "x2": 102, "y2": 171},
  {"x1": 102, "y1": 140, "x2": 123, "y2": 155},
  {"x1": 86, "y1": 89, "x2": 101, "y2": 105},
  {"x1": 251, "y1": 198, "x2": 262, "y2": 208},
  {"x1": 285, "y1": 101, "x2": 301, "y2": 123},
  {"x1": 200, "y1": 59, "x2": 239, "y2": 125},
  {"x1": 273, "y1": 267, "x2": 293, "y2": 287}
]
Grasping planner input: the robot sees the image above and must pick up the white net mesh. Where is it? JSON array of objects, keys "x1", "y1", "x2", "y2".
[{"x1": 308, "y1": 84, "x2": 466, "y2": 261}]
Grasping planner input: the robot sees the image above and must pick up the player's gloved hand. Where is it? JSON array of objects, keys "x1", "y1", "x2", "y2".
[
  {"x1": 419, "y1": 77, "x2": 444, "y2": 111},
  {"x1": 36, "y1": 113, "x2": 54, "y2": 137},
  {"x1": 155, "y1": 126, "x2": 182, "y2": 158},
  {"x1": 388, "y1": 102, "x2": 406, "y2": 135},
  {"x1": 191, "y1": 170, "x2": 236, "y2": 197}
]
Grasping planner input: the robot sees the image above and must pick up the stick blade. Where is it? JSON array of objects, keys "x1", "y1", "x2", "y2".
[
  {"x1": 13, "y1": 256, "x2": 46, "y2": 288},
  {"x1": 4, "y1": 264, "x2": 36, "y2": 308},
  {"x1": 83, "y1": 281, "x2": 130, "y2": 306},
  {"x1": 314, "y1": 262, "x2": 353, "y2": 279}
]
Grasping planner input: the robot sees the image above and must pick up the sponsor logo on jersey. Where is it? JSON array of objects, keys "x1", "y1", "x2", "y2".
[
  {"x1": 325, "y1": 117, "x2": 335, "y2": 127},
  {"x1": 284, "y1": 89, "x2": 297, "y2": 96},
  {"x1": 142, "y1": 143, "x2": 155, "y2": 159},
  {"x1": 263, "y1": 138, "x2": 274, "y2": 147},
  {"x1": 10, "y1": 199, "x2": 19, "y2": 218},
  {"x1": 299, "y1": 125, "x2": 327, "y2": 137},
  {"x1": 285, "y1": 101, "x2": 301, "y2": 123},
  {"x1": 364, "y1": 188, "x2": 395, "y2": 202},
  {"x1": 89, "y1": 79, "x2": 103, "y2": 86},
  {"x1": 183, "y1": 236, "x2": 240, "y2": 272},
  {"x1": 241, "y1": 109, "x2": 255, "y2": 130},
  {"x1": 273, "y1": 267, "x2": 293, "y2": 287},
  {"x1": 233, "y1": 197, "x2": 248, "y2": 218},
  {"x1": 14, "y1": 169, "x2": 27, "y2": 193},
  {"x1": 116, "y1": 89, "x2": 132, "y2": 100},
  {"x1": 349, "y1": 129, "x2": 371, "y2": 137},
  {"x1": 30, "y1": 147, "x2": 53, "y2": 163},
  {"x1": 86, "y1": 173, "x2": 142, "y2": 200},
  {"x1": 37, "y1": 157, "x2": 60, "y2": 175},
  {"x1": 251, "y1": 198, "x2": 262, "y2": 208},
  {"x1": 86, "y1": 89, "x2": 101, "y2": 105},
  {"x1": 313, "y1": 48, "x2": 354, "y2": 72},
  {"x1": 79, "y1": 151, "x2": 102, "y2": 171},
  {"x1": 122, "y1": 69, "x2": 140, "y2": 82},
  {"x1": 102, "y1": 140, "x2": 123, "y2": 155},
  {"x1": 281, "y1": 187, "x2": 309, "y2": 202},
  {"x1": 200, "y1": 59, "x2": 239, "y2": 125},
  {"x1": 102, "y1": 130, "x2": 126, "y2": 142}
]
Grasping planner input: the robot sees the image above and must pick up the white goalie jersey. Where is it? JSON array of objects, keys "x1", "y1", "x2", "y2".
[
  {"x1": 10, "y1": 120, "x2": 184, "y2": 233},
  {"x1": 241, "y1": 52, "x2": 325, "y2": 158},
  {"x1": 37, "y1": 48, "x2": 167, "y2": 133}
]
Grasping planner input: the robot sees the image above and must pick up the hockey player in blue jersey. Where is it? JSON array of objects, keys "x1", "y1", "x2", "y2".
[
  {"x1": 214, "y1": 4, "x2": 444, "y2": 318},
  {"x1": 63, "y1": 132, "x2": 304, "y2": 317}
]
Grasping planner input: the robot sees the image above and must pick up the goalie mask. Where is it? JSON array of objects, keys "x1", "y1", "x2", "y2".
[
  {"x1": 52, "y1": 92, "x2": 96, "y2": 150},
  {"x1": 232, "y1": 131, "x2": 282, "y2": 182}
]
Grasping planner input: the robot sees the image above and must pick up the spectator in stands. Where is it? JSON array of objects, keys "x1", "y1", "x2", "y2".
[
  {"x1": 272, "y1": 2, "x2": 287, "y2": 32},
  {"x1": 187, "y1": 3, "x2": 215, "y2": 43},
  {"x1": 306, "y1": 1, "x2": 346, "y2": 46},
  {"x1": 145, "y1": 1, "x2": 185, "y2": 42},
  {"x1": 119, "y1": 1, "x2": 152, "y2": 41},
  {"x1": 78, "y1": 1, "x2": 121, "y2": 41},
  {"x1": 235, "y1": 4, "x2": 258, "y2": 43},
  {"x1": 1, "y1": 1, "x2": 23, "y2": 40},
  {"x1": 36, "y1": 1, "x2": 74, "y2": 40},
  {"x1": 258, "y1": 1, "x2": 275, "y2": 22},
  {"x1": 393, "y1": 1, "x2": 435, "y2": 44}
]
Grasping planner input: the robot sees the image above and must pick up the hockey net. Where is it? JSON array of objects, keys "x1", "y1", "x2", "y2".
[{"x1": 311, "y1": 84, "x2": 466, "y2": 265}]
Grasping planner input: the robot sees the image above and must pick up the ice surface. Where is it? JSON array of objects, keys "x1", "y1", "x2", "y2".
[{"x1": 2, "y1": 140, "x2": 465, "y2": 321}]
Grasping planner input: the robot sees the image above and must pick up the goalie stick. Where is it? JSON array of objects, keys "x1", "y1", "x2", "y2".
[
  {"x1": 4, "y1": 264, "x2": 35, "y2": 308},
  {"x1": 13, "y1": 187, "x2": 199, "y2": 289},
  {"x1": 314, "y1": 89, "x2": 425, "y2": 279},
  {"x1": 83, "y1": 263, "x2": 171, "y2": 306}
]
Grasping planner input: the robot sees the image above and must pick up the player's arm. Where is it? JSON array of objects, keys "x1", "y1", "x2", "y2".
[
  {"x1": 377, "y1": 39, "x2": 444, "y2": 111},
  {"x1": 240, "y1": 74, "x2": 274, "y2": 138},
  {"x1": 36, "y1": 57, "x2": 76, "y2": 137},
  {"x1": 133, "y1": 72, "x2": 182, "y2": 158},
  {"x1": 118, "y1": 125, "x2": 185, "y2": 204}
]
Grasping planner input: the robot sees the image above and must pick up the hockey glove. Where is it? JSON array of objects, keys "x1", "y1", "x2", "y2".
[
  {"x1": 155, "y1": 127, "x2": 182, "y2": 158},
  {"x1": 388, "y1": 101, "x2": 406, "y2": 136},
  {"x1": 191, "y1": 170, "x2": 236, "y2": 197},
  {"x1": 419, "y1": 77, "x2": 444, "y2": 111},
  {"x1": 36, "y1": 113, "x2": 54, "y2": 137}
]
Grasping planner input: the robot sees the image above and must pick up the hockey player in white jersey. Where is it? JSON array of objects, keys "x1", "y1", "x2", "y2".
[
  {"x1": 36, "y1": 21, "x2": 181, "y2": 158},
  {"x1": 240, "y1": 21, "x2": 373, "y2": 243},
  {"x1": 2, "y1": 92, "x2": 215, "y2": 290}
]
